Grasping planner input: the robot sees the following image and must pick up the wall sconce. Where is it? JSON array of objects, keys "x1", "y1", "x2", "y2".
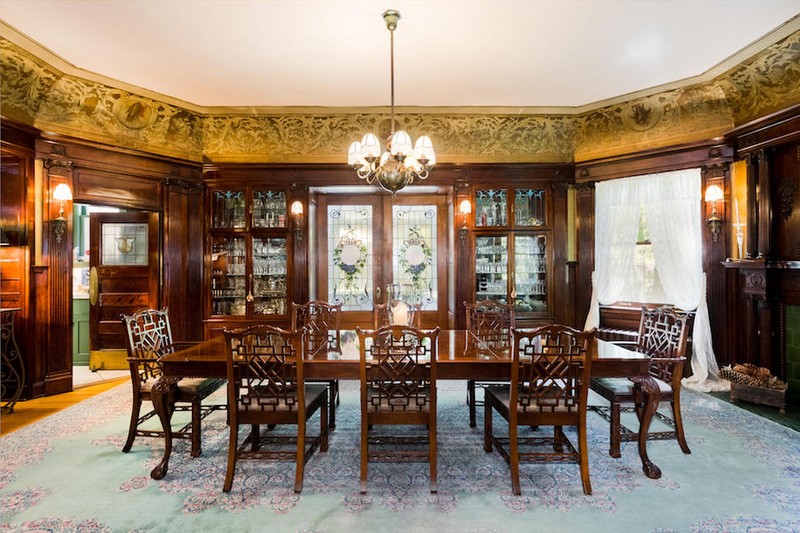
[
  {"x1": 458, "y1": 199, "x2": 472, "y2": 241},
  {"x1": 52, "y1": 183, "x2": 73, "y2": 244},
  {"x1": 704, "y1": 184, "x2": 724, "y2": 242},
  {"x1": 290, "y1": 200, "x2": 304, "y2": 240}
]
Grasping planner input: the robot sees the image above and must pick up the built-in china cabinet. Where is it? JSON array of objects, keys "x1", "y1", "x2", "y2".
[
  {"x1": 204, "y1": 182, "x2": 301, "y2": 338},
  {"x1": 468, "y1": 185, "x2": 555, "y2": 325}
]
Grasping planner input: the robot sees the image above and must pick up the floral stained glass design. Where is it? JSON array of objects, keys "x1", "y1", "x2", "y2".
[
  {"x1": 392, "y1": 205, "x2": 437, "y2": 310},
  {"x1": 328, "y1": 205, "x2": 373, "y2": 310}
]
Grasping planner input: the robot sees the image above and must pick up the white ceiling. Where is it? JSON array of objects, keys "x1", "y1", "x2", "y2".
[{"x1": 1, "y1": 0, "x2": 799, "y2": 111}]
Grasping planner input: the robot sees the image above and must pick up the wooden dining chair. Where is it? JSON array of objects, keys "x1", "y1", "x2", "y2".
[
  {"x1": 291, "y1": 300, "x2": 342, "y2": 428},
  {"x1": 590, "y1": 306, "x2": 691, "y2": 458},
  {"x1": 464, "y1": 300, "x2": 515, "y2": 428},
  {"x1": 121, "y1": 307, "x2": 225, "y2": 457},
  {"x1": 223, "y1": 325, "x2": 329, "y2": 493},
  {"x1": 484, "y1": 325, "x2": 595, "y2": 496},
  {"x1": 356, "y1": 325, "x2": 440, "y2": 494}
]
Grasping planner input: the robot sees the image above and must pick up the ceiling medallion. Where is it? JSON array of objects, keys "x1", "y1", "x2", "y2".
[{"x1": 347, "y1": 10, "x2": 435, "y2": 194}]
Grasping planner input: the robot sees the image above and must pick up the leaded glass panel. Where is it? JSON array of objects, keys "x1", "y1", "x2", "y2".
[
  {"x1": 392, "y1": 205, "x2": 437, "y2": 310},
  {"x1": 328, "y1": 205, "x2": 373, "y2": 311},
  {"x1": 101, "y1": 223, "x2": 148, "y2": 266}
]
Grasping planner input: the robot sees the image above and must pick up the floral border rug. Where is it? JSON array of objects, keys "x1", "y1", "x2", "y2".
[{"x1": 1, "y1": 381, "x2": 799, "y2": 532}]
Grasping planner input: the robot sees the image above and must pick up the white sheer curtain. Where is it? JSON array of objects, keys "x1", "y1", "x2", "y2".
[
  {"x1": 585, "y1": 168, "x2": 729, "y2": 392},
  {"x1": 583, "y1": 178, "x2": 641, "y2": 330}
]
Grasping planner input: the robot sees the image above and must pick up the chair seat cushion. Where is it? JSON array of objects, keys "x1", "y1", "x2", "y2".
[
  {"x1": 485, "y1": 386, "x2": 579, "y2": 414},
  {"x1": 239, "y1": 384, "x2": 327, "y2": 412},
  {"x1": 366, "y1": 385, "x2": 430, "y2": 413},
  {"x1": 592, "y1": 377, "x2": 672, "y2": 398},
  {"x1": 140, "y1": 377, "x2": 224, "y2": 396}
]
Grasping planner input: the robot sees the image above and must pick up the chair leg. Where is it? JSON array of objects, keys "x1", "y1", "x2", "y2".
[
  {"x1": 190, "y1": 399, "x2": 202, "y2": 458},
  {"x1": 360, "y1": 416, "x2": 369, "y2": 494},
  {"x1": 578, "y1": 416, "x2": 592, "y2": 495},
  {"x1": 251, "y1": 424, "x2": 261, "y2": 451},
  {"x1": 553, "y1": 426, "x2": 564, "y2": 453},
  {"x1": 609, "y1": 401, "x2": 621, "y2": 458},
  {"x1": 335, "y1": 380, "x2": 340, "y2": 406},
  {"x1": 671, "y1": 397, "x2": 691, "y2": 454},
  {"x1": 429, "y1": 413, "x2": 438, "y2": 494},
  {"x1": 328, "y1": 382, "x2": 337, "y2": 430},
  {"x1": 320, "y1": 397, "x2": 329, "y2": 453},
  {"x1": 468, "y1": 380, "x2": 477, "y2": 428},
  {"x1": 483, "y1": 398, "x2": 493, "y2": 453},
  {"x1": 122, "y1": 398, "x2": 142, "y2": 453},
  {"x1": 223, "y1": 421, "x2": 239, "y2": 492},
  {"x1": 509, "y1": 418, "x2": 521, "y2": 496},
  {"x1": 294, "y1": 419, "x2": 306, "y2": 493}
]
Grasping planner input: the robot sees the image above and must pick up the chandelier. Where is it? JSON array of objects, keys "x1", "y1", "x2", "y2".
[{"x1": 347, "y1": 10, "x2": 435, "y2": 194}]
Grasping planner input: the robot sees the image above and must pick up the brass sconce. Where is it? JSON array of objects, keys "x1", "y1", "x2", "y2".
[
  {"x1": 52, "y1": 183, "x2": 73, "y2": 244},
  {"x1": 459, "y1": 199, "x2": 472, "y2": 240},
  {"x1": 290, "y1": 200, "x2": 304, "y2": 240},
  {"x1": 704, "y1": 184, "x2": 724, "y2": 242}
]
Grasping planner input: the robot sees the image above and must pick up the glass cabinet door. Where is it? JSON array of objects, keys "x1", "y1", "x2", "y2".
[
  {"x1": 211, "y1": 189, "x2": 246, "y2": 229},
  {"x1": 513, "y1": 234, "x2": 547, "y2": 313},
  {"x1": 252, "y1": 237, "x2": 287, "y2": 316},
  {"x1": 513, "y1": 188, "x2": 546, "y2": 227},
  {"x1": 475, "y1": 235, "x2": 508, "y2": 303},
  {"x1": 252, "y1": 189, "x2": 287, "y2": 229},
  {"x1": 210, "y1": 236, "x2": 247, "y2": 316},
  {"x1": 475, "y1": 189, "x2": 507, "y2": 227}
]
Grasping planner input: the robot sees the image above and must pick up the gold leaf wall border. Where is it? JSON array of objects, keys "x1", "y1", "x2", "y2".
[{"x1": 3, "y1": 30, "x2": 800, "y2": 165}]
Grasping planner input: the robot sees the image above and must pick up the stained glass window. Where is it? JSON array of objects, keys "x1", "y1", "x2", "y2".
[
  {"x1": 392, "y1": 205, "x2": 437, "y2": 310},
  {"x1": 328, "y1": 205, "x2": 373, "y2": 310},
  {"x1": 101, "y1": 223, "x2": 147, "y2": 266}
]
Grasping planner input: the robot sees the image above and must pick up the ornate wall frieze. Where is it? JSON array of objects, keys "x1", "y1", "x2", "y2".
[{"x1": 3, "y1": 28, "x2": 800, "y2": 165}]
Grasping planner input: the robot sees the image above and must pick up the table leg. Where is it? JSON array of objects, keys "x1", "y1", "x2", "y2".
[
  {"x1": 149, "y1": 375, "x2": 180, "y2": 480},
  {"x1": 631, "y1": 375, "x2": 661, "y2": 479}
]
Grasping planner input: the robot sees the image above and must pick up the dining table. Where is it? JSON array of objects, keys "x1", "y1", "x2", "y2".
[{"x1": 148, "y1": 329, "x2": 662, "y2": 482}]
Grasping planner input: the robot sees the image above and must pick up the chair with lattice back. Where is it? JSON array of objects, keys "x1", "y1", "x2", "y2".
[
  {"x1": 291, "y1": 300, "x2": 342, "y2": 428},
  {"x1": 356, "y1": 325, "x2": 440, "y2": 494},
  {"x1": 223, "y1": 325, "x2": 328, "y2": 493},
  {"x1": 121, "y1": 308, "x2": 225, "y2": 457},
  {"x1": 464, "y1": 300, "x2": 515, "y2": 428},
  {"x1": 484, "y1": 325, "x2": 595, "y2": 496},
  {"x1": 590, "y1": 305, "x2": 691, "y2": 458}
]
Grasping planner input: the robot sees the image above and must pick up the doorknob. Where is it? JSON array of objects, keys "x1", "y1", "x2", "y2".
[
  {"x1": 89, "y1": 266, "x2": 98, "y2": 306},
  {"x1": 375, "y1": 286, "x2": 381, "y2": 302}
]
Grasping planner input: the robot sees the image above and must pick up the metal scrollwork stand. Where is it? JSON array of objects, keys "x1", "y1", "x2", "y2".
[{"x1": 1, "y1": 308, "x2": 25, "y2": 413}]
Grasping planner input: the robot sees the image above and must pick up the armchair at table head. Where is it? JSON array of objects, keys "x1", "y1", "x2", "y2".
[
  {"x1": 590, "y1": 305, "x2": 692, "y2": 458},
  {"x1": 120, "y1": 307, "x2": 224, "y2": 457}
]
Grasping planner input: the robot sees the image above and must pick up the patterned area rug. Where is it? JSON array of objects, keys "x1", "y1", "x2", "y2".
[{"x1": 1, "y1": 380, "x2": 799, "y2": 532}]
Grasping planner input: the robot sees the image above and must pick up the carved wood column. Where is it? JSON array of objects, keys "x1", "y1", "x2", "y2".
[
  {"x1": 745, "y1": 153, "x2": 759, "y2": 259},
  {"x1": 42, "y1": 157, "x2": 73, "y2": 395},
  {"x1": 551, "y1": 182, "x2": 569, "y2": 325},
  {"x1": 163, "y1": 173, "x2": 204, "y2": 341},
  {"x1": 701, "y1": 163, "x2": 729, "y2": 365},
  {"x1": 454, "y1": 181, "x2": 471, "y2": 330},
  {"x1": 574, "y1": 182, "x2": 595, "y2": 327},
  {"x1": 756, "y1": 149, "x2": 774, "y2": 258}
]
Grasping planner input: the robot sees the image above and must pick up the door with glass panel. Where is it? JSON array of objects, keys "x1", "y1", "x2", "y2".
[
  {"x1": 316, "y1": 194, "x2": 448, "y2": 328},
  {"x1": 89, "y1": 211, "x2": 159, "y2": 350}
]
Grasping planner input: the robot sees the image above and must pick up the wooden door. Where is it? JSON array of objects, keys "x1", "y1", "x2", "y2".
[
  {"x1": 315, "y1": 193, "x2": 449, "y2": 329},
  {"x1": 89, "y1": 212, "x2": 159, "y2": 350}
]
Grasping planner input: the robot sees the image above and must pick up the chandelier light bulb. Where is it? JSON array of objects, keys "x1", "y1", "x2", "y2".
[{"x1": 390, "y1": 130, "x2": 412, "y2": 157}]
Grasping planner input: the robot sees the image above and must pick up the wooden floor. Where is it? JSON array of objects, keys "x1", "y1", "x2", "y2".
[{"x1": 0, "y1": 377, "x2": 129, "y2": 435}]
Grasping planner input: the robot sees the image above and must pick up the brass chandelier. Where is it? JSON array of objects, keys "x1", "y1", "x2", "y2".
[{"x1": 347, "y1": 9, "x2": 435, "y2": 194}]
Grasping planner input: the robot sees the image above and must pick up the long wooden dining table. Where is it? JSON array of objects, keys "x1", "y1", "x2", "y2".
[{"x1": 149, "y1": 330, "x2": 663, "y2": 482}]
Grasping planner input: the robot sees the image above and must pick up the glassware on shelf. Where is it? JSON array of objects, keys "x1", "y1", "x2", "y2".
[
  {"x1": 475, "y1": 189, "x2": 507, "y2": 227},
  {"x1": 514, "y1": 189, "x2": 546, "y2": 227},
  {"x1": 475, "y1": 235, "x2": 508, "y2": 303},
  {"x1": 212, "y1": 190, "x2": 246, "y2": 229},
  {"x1": 514, "y1": 234, "x2": 547, "y2": 313},
  {"x1": 252, "y1": 190, "x2": 287, "y2": 228}
]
